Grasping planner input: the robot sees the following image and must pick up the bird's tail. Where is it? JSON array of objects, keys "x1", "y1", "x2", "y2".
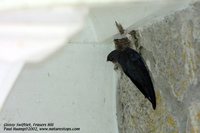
[{"x1": 148, "y1": 89, "x2": 156, "y2": 110}]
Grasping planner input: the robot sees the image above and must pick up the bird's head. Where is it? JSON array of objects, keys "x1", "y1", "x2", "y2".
[{"x1": 107, "y1": 50, "x2": 120, "y2": 63}]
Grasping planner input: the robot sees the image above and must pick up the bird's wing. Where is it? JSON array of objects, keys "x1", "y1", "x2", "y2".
[{"x1": 118, "y1": 48, "x2": 156, "y2": 109}]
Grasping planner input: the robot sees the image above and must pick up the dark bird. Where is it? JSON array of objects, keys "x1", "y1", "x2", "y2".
[{"x1": 107, "y1": 47, "x2": 156, "y2": 109}]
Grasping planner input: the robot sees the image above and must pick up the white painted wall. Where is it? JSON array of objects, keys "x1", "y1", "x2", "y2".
[
  {"x1": 0, "y1": 1, "x2": 194, "y2": 133},
  {"x1": 0, "y1": 43, "x2": 117, "y2": 133},
  {"x1": 0, "y1": 11, "x2": 119, "y2": 132}
]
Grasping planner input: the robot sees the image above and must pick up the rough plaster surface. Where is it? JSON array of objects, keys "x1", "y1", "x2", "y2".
[{"x1": 117, "y1": 1, "x2": 200, "y2": 133}]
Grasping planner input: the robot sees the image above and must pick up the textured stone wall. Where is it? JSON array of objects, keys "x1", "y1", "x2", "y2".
[{"x1": 117, "y1": 1, "x2": 200, "y2": 133}]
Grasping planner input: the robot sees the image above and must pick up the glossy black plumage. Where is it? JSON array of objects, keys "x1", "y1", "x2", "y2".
[{"x1": 107, "y1": 47, "x2": 156, "y2": 109}]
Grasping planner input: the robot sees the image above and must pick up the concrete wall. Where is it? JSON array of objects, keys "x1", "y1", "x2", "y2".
[
  {"x1": 0, "y1": 0, "x2": 199, "y2": 133},
  {"x1": 117, "y1": 1, "x2": 200, "y2": 133}
]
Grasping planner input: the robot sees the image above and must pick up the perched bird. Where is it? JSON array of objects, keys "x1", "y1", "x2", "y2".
[{"x1": 107, "y1": 21, "x2": 156, "y2": 109}]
